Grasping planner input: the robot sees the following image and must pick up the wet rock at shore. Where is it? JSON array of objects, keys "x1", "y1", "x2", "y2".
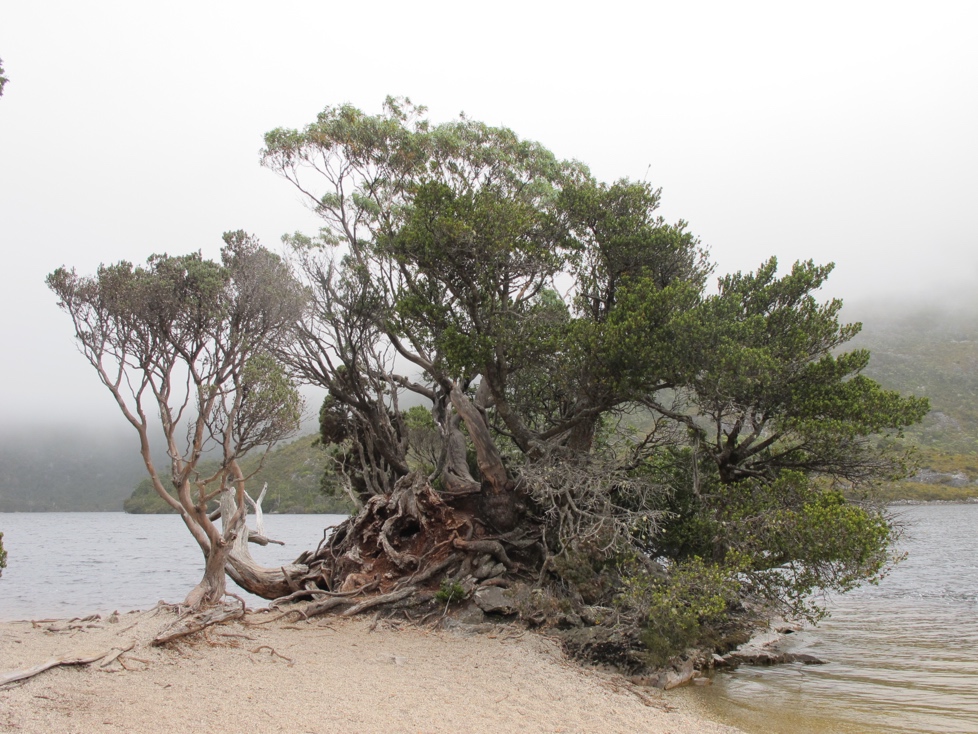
[{"x1": 720, "y1": 649, "x2": 826, "y2": 666}]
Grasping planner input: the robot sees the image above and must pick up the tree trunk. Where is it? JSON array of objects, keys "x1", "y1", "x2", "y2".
[
  {"x1": 219, "y1": 488, "x2": 308, "y2": 600},
  {"x1": 439, "y1": 410, "x2": 481, "y2": 495},
  {"x1": 566, "y1": 413, "x2": 599, "y2": 454},
  {"x1": 449, "y1": 384, "x2": 510, "y2": 495},
  {"x1": 183, "y1": 540, "x2": 231, "y2": 609}
]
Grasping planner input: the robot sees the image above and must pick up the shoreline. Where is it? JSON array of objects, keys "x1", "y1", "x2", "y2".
[
  {"x1": 0, "y1": 607, "x2": 741, "y2": 733},
  {"x1": 4, "y1": 493, "x2": 978, "y2": 515}
]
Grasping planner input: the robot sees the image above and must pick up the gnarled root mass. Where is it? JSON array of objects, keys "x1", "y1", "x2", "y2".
[{"x1": 259, "y1": 472, "x2": 541, "y2": 619}]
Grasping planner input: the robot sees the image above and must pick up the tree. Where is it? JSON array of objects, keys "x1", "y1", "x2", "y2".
[
  {"x1": 0, "y1": 57, "x2": 8, "y2": 97},
  {"x1": 253, "y1": 98, "x2": 927, "y2": 661},
  {"x1": 47, "y1": 233, "x2": 307, "y2": 610},
  {"x1": 48, "y1": 98, "x2": 928, "y2": 664}
]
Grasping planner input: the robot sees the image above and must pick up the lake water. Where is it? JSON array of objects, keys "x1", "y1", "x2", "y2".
[
  {"x1": 0, "y1": 512, "x2": 347, "y2": 618},
  {"x1": 1, "y1": 506, "x2": 976, "y2": 732},
  {"x1": 680, "y1": 503, "x2": 978, "y2": 734}
]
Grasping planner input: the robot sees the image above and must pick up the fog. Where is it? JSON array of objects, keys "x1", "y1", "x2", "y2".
[{"x1": 1, "y1": 1, "x2": 976, "y2": 434}]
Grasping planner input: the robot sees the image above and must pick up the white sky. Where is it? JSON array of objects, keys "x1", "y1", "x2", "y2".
[{"x1": 1, "y1": 1, "x2": 976, "y2": 428}]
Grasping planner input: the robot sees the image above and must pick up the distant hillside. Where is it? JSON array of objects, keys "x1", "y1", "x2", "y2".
[
  {"x1": 851, "y1": 301, "x2": 978, "y2": 454},
  {"x1": 123, "y1": 434, "x2": 353, "y2": 514},
  {"x1": 847, "y1": 299, "x2": 978, "y2": 499},
  {"x1": 0, "y1": 426, "x2": 155, "y2": 511}
]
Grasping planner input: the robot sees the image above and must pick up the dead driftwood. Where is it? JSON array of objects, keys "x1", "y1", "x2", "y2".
[{"x1": 0, "y1": 644, "x2": 134, "y2": 688}]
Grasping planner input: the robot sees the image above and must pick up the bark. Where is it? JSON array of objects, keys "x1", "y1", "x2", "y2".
[
  {"x1": 438, "y1": 409, "x2": 481, "y2": 495},
  {"x1": 449, "y1": 383, "x2": 521, "y2": 531},
  {"x1": 222, "y1": 470, "x2": 540, "y2": 624},
  {"x1": 152, "y1": 605, "x2": 245, "y2": 646},
  {"x1": 183, "y1": 536, "x2": 231, "y2": 609},
  {"x1": 566, "y1": 413, "x2": 599, "y2": 454}
]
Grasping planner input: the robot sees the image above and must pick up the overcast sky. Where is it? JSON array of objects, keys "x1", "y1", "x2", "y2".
[{"x1": 1, "y1": 1, "x2": 976, "y2": 429}]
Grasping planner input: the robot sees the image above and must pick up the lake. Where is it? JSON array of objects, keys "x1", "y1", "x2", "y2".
[
  {"x1": 1, "y1": 505, "x2": 976, "y2": 732},
  {"x1": 0, "y1": 512, "x2": 347, "y2": 618}
]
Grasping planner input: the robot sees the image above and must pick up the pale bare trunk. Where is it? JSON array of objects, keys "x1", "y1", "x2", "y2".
[
  {"x1": 439, "y1": 411, "x2": 481, "y2": 495},
  {"x1": 449, "y1": 383, "x2": 510, "y2": 495}
]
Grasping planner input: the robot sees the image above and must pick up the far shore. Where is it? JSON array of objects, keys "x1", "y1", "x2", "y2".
[
  {"x1": 0, "y1": 607, "x2": 740, "y2": 733},
  {"x1": 3, "y1": 494, "x2": 978, "y2": 515}
]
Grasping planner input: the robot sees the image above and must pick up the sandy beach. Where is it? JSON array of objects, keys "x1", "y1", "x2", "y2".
[{"x1": 0, "y1": 607, "x2": 739, "y2": 733}]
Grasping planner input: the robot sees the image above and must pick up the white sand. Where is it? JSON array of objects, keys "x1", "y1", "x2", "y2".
[{"x1": 0, "y1": 608, "x2": 740, "y2": 733}]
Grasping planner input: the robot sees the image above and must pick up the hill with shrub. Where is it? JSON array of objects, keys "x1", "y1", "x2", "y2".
[{"x1": 123, "y1": 435, "x2": 352, "y2": 514}]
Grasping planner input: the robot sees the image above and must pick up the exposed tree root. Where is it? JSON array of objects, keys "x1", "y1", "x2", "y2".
[
  {"x1": 152, "y1": 605, "x2": 246, "y2": 646},
  {"x1": 98, "y1": 643, "x2": 136, "y2": 668},
  {"x1": 250, "y1": 645, "x2": 295, "y2": 665}
]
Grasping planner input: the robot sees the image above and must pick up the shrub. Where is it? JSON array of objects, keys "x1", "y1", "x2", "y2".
[
  {"x1": 435, "y1": 579, "x2": 466, "y2": 605},
  {"x1": 621, "y1": 556, "x2": 741, "y2": 665}
]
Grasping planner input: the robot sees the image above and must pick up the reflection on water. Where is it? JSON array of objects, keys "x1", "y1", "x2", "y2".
[
  {"x1": 0, "y1": 513, "x2": 346, "y2": 619},
  {"x1": 680, "y1": 504, "x2": 978, "y2": 734}
]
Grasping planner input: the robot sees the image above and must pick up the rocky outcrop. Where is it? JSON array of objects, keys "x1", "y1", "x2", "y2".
[{"x1": 911, "y1": 468, "x2": 972, "y2": 487}]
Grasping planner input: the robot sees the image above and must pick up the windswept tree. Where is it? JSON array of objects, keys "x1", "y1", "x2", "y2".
[
  {"x1": 47, "y1": 233, "x2": 307, "y2": 609},
  {"x1": 253, "y1": 98, "x2": 927, "y2": 656},
  {"x1": 48, "y1": 99, "x2": 928, "y2": 662}
]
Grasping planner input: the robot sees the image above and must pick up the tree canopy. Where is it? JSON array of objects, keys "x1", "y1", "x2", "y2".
[
  {"x1": 48, "y1": 233, "x2": 307, "y2": 609},
  {"x1": 256, "y1": 98, "x2": 927, "y2": 659}
]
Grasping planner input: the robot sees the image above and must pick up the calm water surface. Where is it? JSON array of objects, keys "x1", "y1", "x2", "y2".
[
  {"x1": 681, "y1": 504, "x2": 978, "y2": 734},
  {"x1": 0, "y1": 513, "x2": 346, "y2": 619}
]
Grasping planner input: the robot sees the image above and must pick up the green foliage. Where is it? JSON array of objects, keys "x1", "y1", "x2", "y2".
[
  {"x1": 48, "y1": 234, "x2": 307, "y2": 520},
  {"x1": 552, "y1": 545, "x2": 626, "y2": 605},
  {"x1": 621, "y1": 557, "x2": 741, "y2": 665},
  {"x1": 0, "y1": 531, "x2": 7, "y2": 575},
  {"x1": 648, "y1": 457, "x2": 894, "y2": 621},
  {"x1": 662, "y1": 258, "x2": 930, "y2": 485},
  {"x1": 435, "y1": 579, "x2": 466, "y2": 605}
]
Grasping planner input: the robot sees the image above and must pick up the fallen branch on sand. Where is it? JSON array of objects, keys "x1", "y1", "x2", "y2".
[{"x1": 0, "y1": 645, "x2": 133, "y2": 688}]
